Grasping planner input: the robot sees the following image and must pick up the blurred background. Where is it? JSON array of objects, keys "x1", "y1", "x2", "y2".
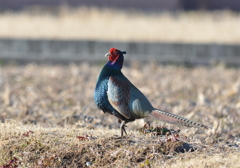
[
  {"x1": 0, "y1": 0, "x2": 240, "y2": 64},
  {"x1": 0, "y1": 0, "x2": 240, "y2": 133}
]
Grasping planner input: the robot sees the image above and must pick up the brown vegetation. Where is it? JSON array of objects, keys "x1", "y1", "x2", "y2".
[
  {"x1": 0, "y1": 7, "x2": 240, "y2": 43},
  {"x1": 0, "y1": 62, "x2": 240, "y2": 167}
]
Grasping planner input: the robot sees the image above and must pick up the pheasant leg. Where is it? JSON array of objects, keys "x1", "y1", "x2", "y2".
[{"x1": 120, "y1": 120, "x2": 127, "y2": 137}]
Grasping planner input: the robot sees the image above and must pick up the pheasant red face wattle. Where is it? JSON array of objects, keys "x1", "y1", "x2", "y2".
[
  {"x1": 109, "y1": 54, "x2": 119, "y2": 62},
  {"x1": 105, "y1": 48, "x2": 120, "y2": 62}
]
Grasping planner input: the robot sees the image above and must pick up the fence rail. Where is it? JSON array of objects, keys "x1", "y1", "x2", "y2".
[{"x1": 0, "y1": 38, "x2": 240, "y2": 65}]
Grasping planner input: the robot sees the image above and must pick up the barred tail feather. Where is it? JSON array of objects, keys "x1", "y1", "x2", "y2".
[{"x1": 150, "y1": 109, "x2": 210, "y2": 129}]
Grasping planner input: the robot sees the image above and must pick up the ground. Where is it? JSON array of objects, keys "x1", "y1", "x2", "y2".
[{"x1": 0, "y1": 62, "x2": 239, "y2": 167}]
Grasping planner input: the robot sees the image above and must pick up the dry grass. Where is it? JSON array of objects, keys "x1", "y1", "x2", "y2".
[
  {"x1": 0, "y1": 62, "x2": 240, "y2": 167},
  {"x1": 1, "y1": 121, "x2": 240, "y2": 168},
  {"x1": 0, "y1": 7, "x2": 240, "y2": 43}
]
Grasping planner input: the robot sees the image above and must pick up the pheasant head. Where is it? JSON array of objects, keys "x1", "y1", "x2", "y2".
[{"x1": 105, "y1": 48, "x2": 127, "y2": 70}]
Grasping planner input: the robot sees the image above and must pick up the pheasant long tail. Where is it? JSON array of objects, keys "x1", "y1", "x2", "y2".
[{"x1": 150, "y1": 109, "x2": 210, "y2": 129}]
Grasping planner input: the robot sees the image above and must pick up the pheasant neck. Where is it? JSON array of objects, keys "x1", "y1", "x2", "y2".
[{"x1": 106, "y1": 56, "x2": 124, "y2": 70}]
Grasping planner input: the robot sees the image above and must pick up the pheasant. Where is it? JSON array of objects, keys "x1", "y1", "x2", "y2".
[{"x1": 94, "y1": 48, "x2": 210, "y2": 137}]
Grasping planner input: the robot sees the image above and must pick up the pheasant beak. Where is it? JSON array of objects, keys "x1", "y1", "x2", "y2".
[{"x1": 105, "y1": 52, "x2": 111, "y2": 57}]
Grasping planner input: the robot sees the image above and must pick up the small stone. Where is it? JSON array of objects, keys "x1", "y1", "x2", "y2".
[{"x1": 86, "y1": 161, "x2": 92, "y2": 166}]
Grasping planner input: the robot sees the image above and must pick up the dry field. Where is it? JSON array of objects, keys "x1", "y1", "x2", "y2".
[
  {"x1": 0, "y1": 62, "x2": 240, "y2": 167},
  {"x1": 0, "y1": 7, "x2": 240, "y2": 43}
]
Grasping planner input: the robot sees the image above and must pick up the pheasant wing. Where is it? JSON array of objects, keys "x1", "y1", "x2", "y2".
[{"x1": 107, "y1": 76, "x2": 131, "y2": 119}]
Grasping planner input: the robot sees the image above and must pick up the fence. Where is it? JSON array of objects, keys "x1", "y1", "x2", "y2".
[{"x1": 0, "y1": 38, "x2": 240, "y2": 65}]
